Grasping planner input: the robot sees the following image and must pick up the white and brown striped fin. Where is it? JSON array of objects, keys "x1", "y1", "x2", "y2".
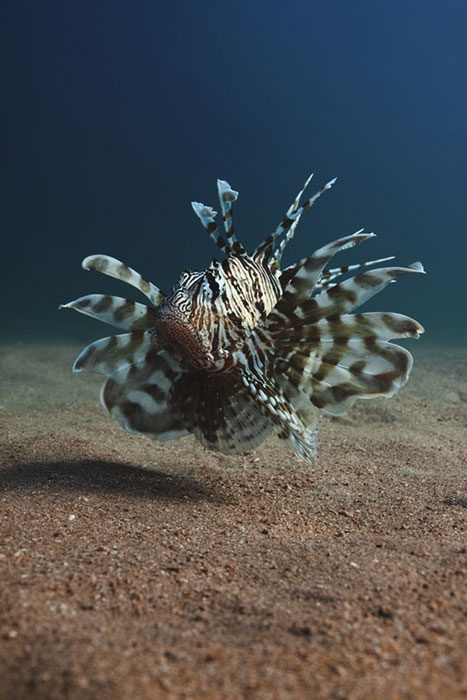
[
  {"x1": 235, "y1": 332, "x2": 320, "y2": 463},
  {"x1": 101, "y1": 349, "x2": 187, "y2": 442},
  {"x1": 276, "y1": 262, "x2": 425, "y2": 332},
  {"x1": 278, "y1": 340, "x2": 415, "y2": 416},
  {"x1": 272, "y1": 219, "x2": 300, "y2": 272},
  {"x1": 191, "y1": 202, "x2": 232, "y2": 256},
  {"x1": 278, "y1": 230, "x2": 376, "y2": 303},
  {"x1": 272, "y1": 173, "x2": 314, "y2": 269},
  {"x1": 240, "y1": 368, "x2": 319, "y2": 464},
  {"x1": 268, "y1": 303, "x2": 424, "y2": 416},
  {"x1": 60, "y1": 295, "x2": 156, "y2": 331},
  {"x1": 253, "y1": 176, "x2": 336, "y2": 266},
  {"x1": 63, "y1": 172, "x2": 425, "y2": 466},
  {"x1": 274, "y1": 373, "x2": 320, "y2": 463},
  {"x1": 82, "y1": 255, "x2": 165, "y2": 307},
  {"x1": 169, "y1": 370, "x2": 272, "y2": 455},
  {"x1": 306, "y1": 264, "x2": 425, "y2": 321},
  {"x1": 72, "y1": 330, "x2": 153, "y2": 375},
  {"x1": 217, "y1": 179, "x2": 246, "y2": 256},
  {"x1": 286, "y1": 311, "x2": 424, "y2": 344},
  {"x1": 315, "y1": 255, "x2": 395, "y2": 291}
]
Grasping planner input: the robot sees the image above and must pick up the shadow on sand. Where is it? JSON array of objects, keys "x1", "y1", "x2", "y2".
[{"x1": 0, "y1": 458, "x2": 228, "y2": 503}]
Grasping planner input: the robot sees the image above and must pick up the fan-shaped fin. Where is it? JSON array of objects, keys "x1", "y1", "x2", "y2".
[
  {"x1": 72, "y1": 330, "x2": 153, "y2": 375},
  {"x1": 315, "y1": 255, "x2": 395, "y2": 291},
  {"x1": 169, "y1": 370, "x2": 272, "y2": 455},
  {"x1": 278, "y1": 230, "x2": 376, "y2": 303},
  {"x1": 271, "y1": 312, "x2": 424, "y2": 348},
  {"x1": 60, "y1": 295, "x2": 156, "y2": 331},
  {"x1": 269, "y1": 307, "x2": 424, "y2": 417},
  {"x1": 310, "y1": 265, "x2": 425, "y2": 319},
  {"x1": 269, "y1": 265, "x2": 425, "y2": 332},
  {"x1": 101, "y1": 349, "x2": 186, "y2": 441},
  {"x1": 253, "y1": 176, "x2": 336, "y2": 265},
  {"x1": 82, "y1": 255, "x2": 165, "y2": 307},
  {"x1": 279, "y1": 340, "x2": 414, "y2": 415}
]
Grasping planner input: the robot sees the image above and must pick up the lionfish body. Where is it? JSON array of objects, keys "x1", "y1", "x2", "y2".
[{"x1": 61, "y1": 176, "x2": 424, "y2": 464}]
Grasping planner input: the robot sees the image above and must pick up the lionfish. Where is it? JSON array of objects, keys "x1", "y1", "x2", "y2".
[{"x1": 60, "y1": 175, "x2": 424, "y2": 464}]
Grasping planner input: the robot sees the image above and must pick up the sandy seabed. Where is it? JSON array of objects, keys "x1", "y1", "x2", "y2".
[{"x1": 0, "y1": 343, "x2": 466, "y2": 700}]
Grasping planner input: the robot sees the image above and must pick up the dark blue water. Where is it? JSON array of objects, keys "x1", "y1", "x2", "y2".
[{"x1": 4, "y1": 0, "x2": 467, "y2": 346}]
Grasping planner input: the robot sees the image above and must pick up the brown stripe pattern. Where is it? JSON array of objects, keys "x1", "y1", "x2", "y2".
[
  {"x1": 60, "y1": 295, "x2": 157, "y2": 331},
  {"x1": 61, "y1": 174, "x2": 424, "y2": 466}
]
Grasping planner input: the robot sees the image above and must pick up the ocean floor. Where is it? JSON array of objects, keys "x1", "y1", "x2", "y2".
[{"x1": 0, "y1": 343, "x2": 466, "y2": 699}]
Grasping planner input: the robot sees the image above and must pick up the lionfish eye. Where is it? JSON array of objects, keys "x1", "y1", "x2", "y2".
[
  {"x1": 171, "y1": 287, "x2": 189, "y2": 304},
  {"x1": 205, "y1": 271, "x2": 220, "y2": 300}
]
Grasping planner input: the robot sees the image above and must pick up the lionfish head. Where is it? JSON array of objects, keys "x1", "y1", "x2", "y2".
[
  {"x1": 153, "y1": 268, "x2": 221, "y2": 364},
  {"x1": 153, "y1": 254, "x2": 281, "y2": 369}
]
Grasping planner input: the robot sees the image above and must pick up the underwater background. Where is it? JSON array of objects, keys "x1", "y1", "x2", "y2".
[{"x1": 4, "y1": 0, "x2": 467, "y2": 347}]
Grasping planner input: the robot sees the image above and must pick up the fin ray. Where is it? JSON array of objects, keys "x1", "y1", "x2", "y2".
[
  {"x1": 169, "y1": 370, "x2": 272, "y2": 455},
  {"x1": 60, "y1": 295, "x2": 156, "y2": 331},
  {"x1": 82, "y1": 255, "x2": 165, "y2": 306},
  {"x1": 73, "y1": 331, "x2": 153, "y2": 375},
  {"x1": 101, "y1": 349, "x2": 187, "y2": 441},
  {"x1": 254, "y1": 176, "x2": 336, "y2": 265},
  {"x1": 278, "y1": 231, "x2": 375, "y2": 304}
]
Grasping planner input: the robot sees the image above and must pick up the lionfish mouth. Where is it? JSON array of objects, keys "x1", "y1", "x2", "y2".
[
  {"x1": 152, "y1": 303, "x2": 202, "y2": 363},
  {"x1": 60, "y1": 174, "x2": 424, "y2": 465}
]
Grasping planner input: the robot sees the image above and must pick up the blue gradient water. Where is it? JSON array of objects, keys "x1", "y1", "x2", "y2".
[{"x1": 4, "y1": 1, "x2": 467, "y2": 347}]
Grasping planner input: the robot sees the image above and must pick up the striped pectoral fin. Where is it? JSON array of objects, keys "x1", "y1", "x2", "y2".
[
  {"x1": 82, "y1": 255, "x2": 165, "y2": 307},
  {"x1": 270, "y1": 264, "x2": 425, "y2": 332},
  {"x1": 72, "y1": 330, "x2": 154, "y2": 375},
  {"x1": 60, "y1": 295, "x2": 157, "y2": 331},
  {"x1": 344, "y1": 311, "x2": 424, "y2": 340},
  {"x1": 270, "y1": 308, "x2": 424, "y2": 416},
  {"x1": 274, "y1": 369, "x2": 320, "y2": 430},
  {"x1": 309, "y1": 263, "x2": 425, "y2": 318},
  {"x1": 281, "y1": 338, "x2": 415, "y2": 416},
  {"x1": 272, "y1": 312, "x2": 424, "y2": 351},
  {"x1": 101, "y1": 349, "x2": 187, "y2": 441},
  {"x1": 315, "y1": 255, "x2": 396, "y2": 291},
  {"x1": 278, "y1": 230, "x2": 376, "y2": 303},
  {"x1": 168, "y1": 370, "x2": 272, "y2": 455}
]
